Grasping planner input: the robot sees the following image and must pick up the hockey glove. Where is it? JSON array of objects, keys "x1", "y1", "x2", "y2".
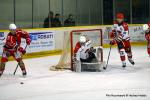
[
  {"x1": 26, "y1": 38, "x2": 31, "y2": 45},
  {"x1": 14, "y1": 45, "x2": 20, "y2": 50},
  {"x1": 110, "y1": 40, "x2": 116, "y2": 45},
  {"x1": 18, "y1": 47, "x2": 26, "y2": 54}
]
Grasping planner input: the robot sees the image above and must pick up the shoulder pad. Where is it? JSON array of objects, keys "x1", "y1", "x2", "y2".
[
  {"x1": 16, "y1": 29, "x2": 22, "y2": 33},
  {"x1": 122, "y1": 22, "x2": 128, "y2": 31}
]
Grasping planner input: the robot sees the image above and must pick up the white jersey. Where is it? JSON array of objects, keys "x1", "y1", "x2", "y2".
[
  {"x1": 75, "y1": 40, "x2": 92, "y2": 61},
  {"x1": 112, "y1": 22, "x2": 130, "y2": 40}
]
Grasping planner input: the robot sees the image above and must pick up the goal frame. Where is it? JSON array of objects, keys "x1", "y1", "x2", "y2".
[{"x1": 70, "y1": 29, "x2": 103, "y2": 71}]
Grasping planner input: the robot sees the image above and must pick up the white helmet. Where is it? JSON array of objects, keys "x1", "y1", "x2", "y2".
[
  {"x1": 142, "y1": 24, "x2": 149, "y2": 31},
  {"x1": 79, "y1": 36, "x2": 86, "y2": 43},
  {"x1": 9, "y1": 23, "x2": 17, "y2": 30}
]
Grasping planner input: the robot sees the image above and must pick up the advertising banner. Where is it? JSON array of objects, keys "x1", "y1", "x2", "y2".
[
  {"x1": 25, "y1": 31, "x2": 55, "y2": 53},
  {"x1": 0, "y1": 32, "x2": 6, "y2": 56},
  {"x1": 0, "y1": 31, "x2": 55, "y2": 56}
]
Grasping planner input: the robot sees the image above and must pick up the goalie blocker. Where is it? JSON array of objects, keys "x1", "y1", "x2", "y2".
[{"x1": 73, "y1": 36, "x2": 105, "y2": 72}]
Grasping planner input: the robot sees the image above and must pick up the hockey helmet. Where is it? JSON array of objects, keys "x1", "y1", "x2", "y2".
[
  {"x1": 9, "y1": 23, "x2": 17, "y2": 30},
  {"x1": 143, "y1": 24, "x2": 149, "y2": 31},
  {"x1": 116, "y1": 13, "x2": 124, "y2": 19}
]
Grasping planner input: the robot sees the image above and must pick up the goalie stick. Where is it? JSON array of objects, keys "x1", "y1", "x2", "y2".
[{"x1": 13, "y1": 44, "x2": 28, "y2": 75}]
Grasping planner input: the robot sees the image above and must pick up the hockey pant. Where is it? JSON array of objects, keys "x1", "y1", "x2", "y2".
[
  {"x1": 117, "y1": 40, "x2": 133, "y2": 62},
  {"x1": 147, "y1": 41, "x2": 150, "y2": 56},
  {"x1": 0, "y1": 49, "x2": 26, "y2": 74}
]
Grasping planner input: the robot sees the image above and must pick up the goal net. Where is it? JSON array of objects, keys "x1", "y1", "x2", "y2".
[{"x1": 50, "y1": 29, "x2": 103, "y2": 71}]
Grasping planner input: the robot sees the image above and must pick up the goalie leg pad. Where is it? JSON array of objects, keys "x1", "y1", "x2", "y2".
[
  {"x1": 74, "y1": 60, "x2": 81, "y2": 72},
  {"x1": 93, "y1": 47, "x2": 103, "y2": 62}
]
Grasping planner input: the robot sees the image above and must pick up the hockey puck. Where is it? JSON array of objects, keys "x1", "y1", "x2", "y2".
[{"x1": 20, "y1": 82, "x2": 24, "y2": 84}]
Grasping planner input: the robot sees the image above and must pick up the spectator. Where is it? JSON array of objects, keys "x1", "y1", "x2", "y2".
[
  {"x1": 64, "y1": 14, "x2": 75, "y2": 27},
  {"x1": 43, "y1": 11, "x2": 55, "y2": 28},
  {"x1": 53, "y1": 14, "x2": 62, "y2": 27}
]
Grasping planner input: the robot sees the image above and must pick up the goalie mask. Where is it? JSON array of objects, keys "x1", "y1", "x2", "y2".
[{"x1": 79, "y1": 36, "x2": 86, "y2": 45}]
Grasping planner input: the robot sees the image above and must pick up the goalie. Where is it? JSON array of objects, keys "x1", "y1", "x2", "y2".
[{"x1": 73, "y1": 35, "x2": 102, "y2": 72}]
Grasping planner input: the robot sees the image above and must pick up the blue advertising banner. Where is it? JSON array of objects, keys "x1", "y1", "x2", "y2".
[{"x1": 24, "y1": 31, "x2": 55, "y2": 53}]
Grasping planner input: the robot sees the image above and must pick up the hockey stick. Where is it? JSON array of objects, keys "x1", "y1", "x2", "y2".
[
  {"x1": 13, "y1": 45, "x2": 28, "y2": 75},
  {"x1": 103, "y1": 44, "x2": 112, "y2": 70},
  {"x1": 0, "y1": 37, "x2": 5, "y2": 45},
  {"x1": 0, "y1": 38, "x2": 5, "y2": 41}
]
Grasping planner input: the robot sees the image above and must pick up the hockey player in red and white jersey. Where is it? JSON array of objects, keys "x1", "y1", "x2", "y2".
[
  {"x1": 0, "y1": 24, "x2": 31, "y2": 77},
  {"x1": 109, "y1": 13, "x2": 135, "y2": 68},
  {"x1": 142, "y1": 23, "x2": 150, "y2": 57}
]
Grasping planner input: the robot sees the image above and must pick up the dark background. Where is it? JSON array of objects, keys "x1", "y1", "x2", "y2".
[{"x1": 0, "y1": 0, "x2": 149, "y2": 29}]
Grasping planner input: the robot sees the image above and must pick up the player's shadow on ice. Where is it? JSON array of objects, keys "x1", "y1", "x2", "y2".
[
  {"x1": 102, "y1": 64, "x2": 144, "y2": 74},
  {"x1": 0, "y1": 74, "x2": 22, "y2": 79}
]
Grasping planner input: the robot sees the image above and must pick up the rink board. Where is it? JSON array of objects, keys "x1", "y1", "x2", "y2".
[{"x1": 0, "y1": 24, "x2": 146, "y2": 58}]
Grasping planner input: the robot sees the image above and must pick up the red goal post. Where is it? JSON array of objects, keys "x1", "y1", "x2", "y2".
[{"x1": 70, "y1": 29, "x2": 103, "y2": 71}]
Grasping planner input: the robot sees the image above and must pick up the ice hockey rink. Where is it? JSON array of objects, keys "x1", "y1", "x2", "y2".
[{"x1": 0, "y1": 46, "x2": 150, "y2": 100}]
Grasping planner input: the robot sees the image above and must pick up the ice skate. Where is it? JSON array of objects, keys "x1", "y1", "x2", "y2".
[
  {"x1": 128, "y1": 58, "x2": 135, "y2": 65},
  {"x1": 22, "y1": 70, "x2": 27, "y2": 77},
  {"x1": 122, "y1": 61, "x2": 126, "y2": 68},
  {"x1": 0, "y1": 71, "x2": 2, "y2": 77}
]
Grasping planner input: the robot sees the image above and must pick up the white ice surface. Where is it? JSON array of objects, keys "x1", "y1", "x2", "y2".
[{"x1": 0, "y1": 46, "x2": 150, "y2": 100}]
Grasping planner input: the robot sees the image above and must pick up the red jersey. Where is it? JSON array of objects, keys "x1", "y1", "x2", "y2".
[
  {"x1": 145, "y1": 32, "x2": 150, "y2": 41},
  {"x1": 16, "y1": 29, "x2": 31, "y2": 44},
  {"x1": 5, "y1": 32, "x2": 21, "y2": 49},
  {"x1": 4, "y1": 29, "x2": 31, "y2": 49},
  {"x1": 74, "y1": 42, "x2": 81, "y2": 54}
]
